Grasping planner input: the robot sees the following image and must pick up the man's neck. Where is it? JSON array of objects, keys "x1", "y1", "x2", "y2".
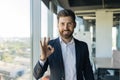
[{"x1": 61, "y1": 36, "x2": 73, "y2": 44}]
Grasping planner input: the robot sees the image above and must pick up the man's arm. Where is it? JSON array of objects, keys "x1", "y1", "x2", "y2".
[
  {"x1": 33, "y1": 37, "x2": 54, "y2": 79},
  {"x1": 33, "y1": 60, "x2": 48, "y2": 79}
]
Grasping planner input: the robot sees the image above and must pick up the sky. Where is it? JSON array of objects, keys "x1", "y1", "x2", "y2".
[{"x1": 0, "y1": 0, "x2": 30, "y2": 38}]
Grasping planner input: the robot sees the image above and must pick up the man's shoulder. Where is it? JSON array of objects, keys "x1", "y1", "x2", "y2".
[
  {"x1": 49, "y1": 37, "x2": 59, "y2": 45},
  {"x1": 74, "y1": 38, "x2": 87, "y2": 46}
]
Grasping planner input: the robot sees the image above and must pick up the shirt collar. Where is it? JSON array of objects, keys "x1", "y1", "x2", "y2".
[{"x1": 59, "y1": 37, "x2": 75, "y2": 45}]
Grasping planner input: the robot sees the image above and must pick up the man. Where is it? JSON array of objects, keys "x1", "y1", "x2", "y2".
[{"x1": 33, "y1": 9, "x2": 95, "y2": 80}]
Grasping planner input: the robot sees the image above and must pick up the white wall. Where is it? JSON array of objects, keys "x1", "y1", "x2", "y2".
[{"x1": 96, "y1": 10, "x2": 113, "y2": 57}]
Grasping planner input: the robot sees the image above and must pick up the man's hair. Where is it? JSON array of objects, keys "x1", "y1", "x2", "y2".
[{"x1": 57, "y1": 9, "x2": 76, "y2": 22}]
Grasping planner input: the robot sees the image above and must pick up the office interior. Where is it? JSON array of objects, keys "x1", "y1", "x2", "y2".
[{"x1": 0, "y1": 0, "x2": 120, "y2": 80}]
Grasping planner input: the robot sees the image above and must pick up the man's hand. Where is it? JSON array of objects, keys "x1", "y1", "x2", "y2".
[{"x1": 40, "y1": 37, "x2": 54, "y2": 61}]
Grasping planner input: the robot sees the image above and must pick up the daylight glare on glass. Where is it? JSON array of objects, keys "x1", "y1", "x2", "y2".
[{"x1": 0, "y1": 0, "x2": 31, "y2": 80}]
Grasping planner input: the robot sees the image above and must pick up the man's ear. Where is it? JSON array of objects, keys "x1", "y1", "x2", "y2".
[{"x1": 74, "y1": 22, "x2": 76, "y2": 28}]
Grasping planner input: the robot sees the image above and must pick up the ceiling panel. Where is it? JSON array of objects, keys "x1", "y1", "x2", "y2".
[
  {"x1": 68, "y1": 0, "x2": 102, "y2": 6},
  {"x1": 57, "y1": 0, "x2": 120, "y2": 11}
]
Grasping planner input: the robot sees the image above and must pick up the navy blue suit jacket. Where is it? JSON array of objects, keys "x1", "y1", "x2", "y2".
[{"x1": 33, "y1": 38, "x2": 95, "y2": 80}]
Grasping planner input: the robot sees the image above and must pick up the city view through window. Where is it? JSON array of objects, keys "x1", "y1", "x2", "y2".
[{"x1": 0, "y1": 0, "x2": 31, "y2": 80}]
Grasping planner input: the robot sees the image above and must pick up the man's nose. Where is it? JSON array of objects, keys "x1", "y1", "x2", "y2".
[{"x1": 64, "y1": 24, "x2": 69, "y2": 30}]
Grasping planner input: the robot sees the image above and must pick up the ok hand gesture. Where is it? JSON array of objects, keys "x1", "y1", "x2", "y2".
[{"x1": 40, "y1": 37, "x2": 54, "y2": 61}]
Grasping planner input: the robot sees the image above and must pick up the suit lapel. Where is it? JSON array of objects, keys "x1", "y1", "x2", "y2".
[
  {"x1": 74, "y1": 39, "x2": 81, "y2": 72},
  {"x1": 55, "y1": 38, "x2": 65, "y2": 73}
]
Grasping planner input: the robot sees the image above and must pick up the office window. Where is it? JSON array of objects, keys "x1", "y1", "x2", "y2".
[
  {"x1": 112, "y1": 27, "x2": 117, "y2": 50},
  {"x1": 113, "y1": 14, "x2": 120, "y2": 50},
  {"x1": 41, "y1": 1, "x2": 48, "y2": 38},
  {"x1": 53, "y1": 13, "x2": 58, "y2": 38},
  {"x1": 0, "y1": 0, "x2": 31, "y2": 80}
]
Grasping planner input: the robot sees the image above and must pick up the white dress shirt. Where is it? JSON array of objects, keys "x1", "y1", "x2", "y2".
[{"x1": 59, "y1": 37, "x2": 77, "y2": 80}]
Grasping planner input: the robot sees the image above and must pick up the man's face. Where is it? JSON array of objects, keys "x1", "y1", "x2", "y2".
[{"x1": 58, "y1": 16, "x2": 76, "y2": 39}]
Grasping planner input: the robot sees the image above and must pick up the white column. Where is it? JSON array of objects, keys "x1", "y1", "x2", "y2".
[
  {"x1": 96, "y1": 10, "x2": 113, "y2": 57},
  {"x1": 30, "y1": 0, "x2": 41, "y2": 80}
]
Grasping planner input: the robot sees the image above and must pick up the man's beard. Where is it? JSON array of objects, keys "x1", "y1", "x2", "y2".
[{"x1": 60, "y1": 30, "x2": 73, "y2": 39}]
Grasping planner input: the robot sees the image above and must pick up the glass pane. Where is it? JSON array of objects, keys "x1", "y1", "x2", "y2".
[
  {"x1": 41, "y1": 1, "x2": 48, "y2": 38},
  {"x1": 113, "y1": 14, "x2": 120, "y2": 51},
  {"x1": 0, "y1": 0, "x2": 31, "y2": 80},
  {"x1": 53, "y1": 13, "x2": 58, "y2": 38},
  {"x1": 112, "y1": 27, "x2": 117, "y2": 50}
]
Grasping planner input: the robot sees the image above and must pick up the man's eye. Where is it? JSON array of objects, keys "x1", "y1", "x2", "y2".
[
  {"x1": 61, "y1": 23, "x2": 64, "y2": 26},
  {"x1": 68, "y1": 23, "x2": 72, "y2": 25}
]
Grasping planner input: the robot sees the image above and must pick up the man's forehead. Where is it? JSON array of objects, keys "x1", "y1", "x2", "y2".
[{"x1": 59, "y1": 16, "x2": 73, "y2": 22}]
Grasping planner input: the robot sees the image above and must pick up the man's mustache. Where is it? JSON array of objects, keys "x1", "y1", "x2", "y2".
[{"x1": 63, "y1": 30, "x2": 70, "y2": 31}]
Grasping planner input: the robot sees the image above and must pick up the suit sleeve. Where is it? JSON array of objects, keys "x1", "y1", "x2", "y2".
[
  {"x1": 33, "y1": 59, "x2": 49, "y2": 80},
  {"x1": 83, "y1": 43, "x2": 95, "y2": 80}
]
